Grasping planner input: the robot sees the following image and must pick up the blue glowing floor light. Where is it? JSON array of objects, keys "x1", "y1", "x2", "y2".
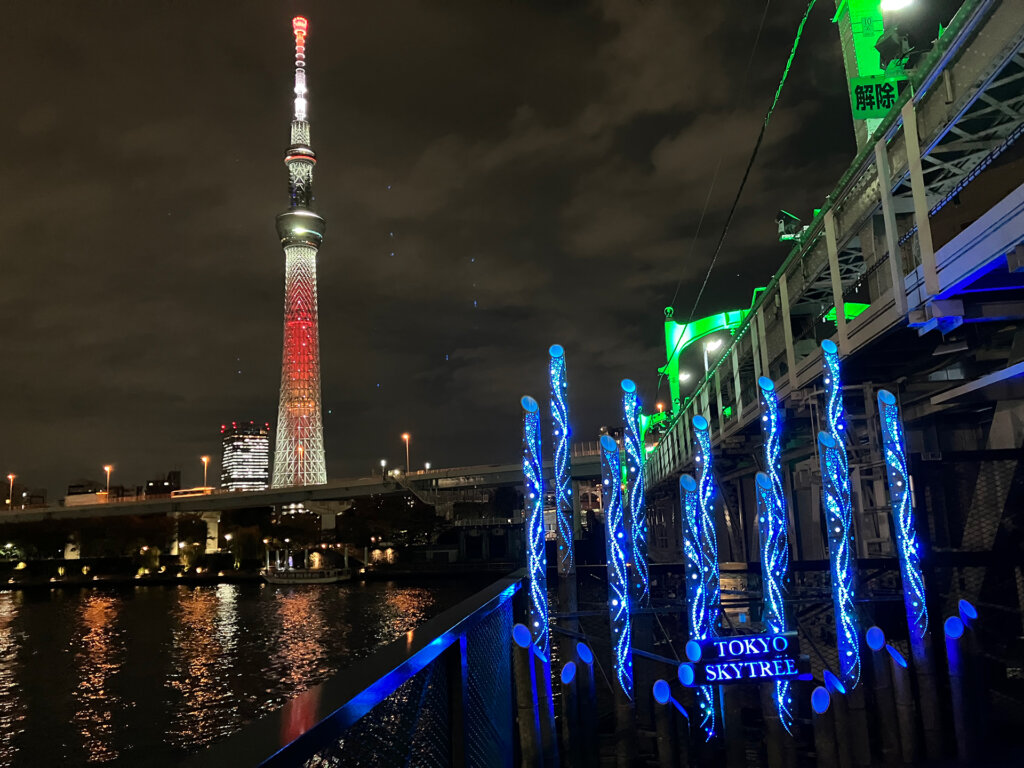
[
  {"x1": 877, "y1": 390, "x2": 928, "y2": 644},
  {"x1": 680, "y1": 473, "x2": 716, "y2": 741},
  {"x1": 549, "y1": 346, "x2": 575, "y2": 578},
  {"x1": 522, "y1": 395, "x2": 550, "y2": 658},
  {"x1": 757, "y1": 377, "x2": 794, "y2": 733},
  {"x1": 818, "y1": 430, "x2": 861, "y2": 689},
  {"x1": 622, "y1": 379, "x2": 649, "y2": 608},
  {"x1": 600, "y1": 434, "x2": 633, "y2": 699}
]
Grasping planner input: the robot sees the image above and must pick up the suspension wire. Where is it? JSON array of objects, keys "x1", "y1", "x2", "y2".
[
  {"x1": 685, "y1": 0, "x2": 819, "y2": 325},
  {"x1": 658, "y1": 0, "x2": 772, "y2": 400},
  {"x1": 656, "y1": 0, "x2": 818, "y2": 402}
]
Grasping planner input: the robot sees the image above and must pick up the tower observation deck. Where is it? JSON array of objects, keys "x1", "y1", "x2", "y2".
[{"x1": 271, "y1": 16, "x2": 328, "y2": 487}]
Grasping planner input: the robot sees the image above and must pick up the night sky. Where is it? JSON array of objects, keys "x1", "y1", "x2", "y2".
[{"x1": 1, "y1": 0, "x2": 858, "y2": 497}]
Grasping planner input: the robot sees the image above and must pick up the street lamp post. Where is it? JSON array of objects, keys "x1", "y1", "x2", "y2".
[
  {"x1": 103, "y1": 465, "x2": 113, "y2": 502},
  {"x1": 380, "y1": 458, "x2": 387, "y2": 480},
  {"x1": 6, "y1": 474, "x2": 14, "y2": 512},
  {"x1": 201, "y1": 456, "x2": 210, "y2": 488},
  {"x1": 424, "y1": 461, "x2": 431, "y2": 471},
  {"x1": 401, "y1": 433, "x2": 410, "y2": 475},
  {"x1": 703, "y1": 338, "x2": 723, "y2": 374}
]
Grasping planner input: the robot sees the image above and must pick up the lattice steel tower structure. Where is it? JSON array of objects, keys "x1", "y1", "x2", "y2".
[{"x1": 271, "y1": 16, "x2": 328, "y2": 487}]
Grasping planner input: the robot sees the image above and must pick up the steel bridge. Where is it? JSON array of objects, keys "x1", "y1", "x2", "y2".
[{"x1": 643, "y1": 0, "x2": 1024, "y2": 633}]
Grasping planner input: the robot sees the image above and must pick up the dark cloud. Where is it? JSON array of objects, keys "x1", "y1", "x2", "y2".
[{"x1": 0, "y1": 0, "x2": 855, "y2": 496}]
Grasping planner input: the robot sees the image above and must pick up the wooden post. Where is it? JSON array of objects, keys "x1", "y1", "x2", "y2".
[
  {"x1": 577, "y1": 643, "x2": 599, "y2": 766},
  {"x1": 812, "y1": 686, "x2": 838, "y2": 768},
  {"x1": 511, "y1": 624, "x2": 541, "y2": 767},
  {"x1": 532, "y1": 645, "x2": 559, "y2": 766},
  {"x1": 865, "y1": 629, "x2": 900, "y2": 767},
  {"x1": 887, "y1": 644, "x2": 918, "y2": 764},
  {"x1": 559, "y1": 661, "x2": 581, "y2": 767}
]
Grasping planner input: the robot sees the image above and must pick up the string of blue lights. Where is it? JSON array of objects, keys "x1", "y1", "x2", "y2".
[
  {"x1": 680, "y1": 472, "x2": 717, "y2": 740},
  {"x1": 600, "y1": 434, "x2": 633, "y2": 699},
  {"x1": 819, "y1": 341, "x2": 860, "y2": 689},
  {"x1": 622, "y1": 379, "x2": 649, "y2": 608},
  {"x1": 549, "y1": 345, "x2": 575, "y2": 576},
  {"x1": 756, "y1": 376, "x2": 793, "y2": 733},
  {"x1": 521, "y1": 395, "x2": 550, "y2": 658},
  {"x1": 878, "y1": 389, "x2": 928, "y2": 641},
  {"x1": 818, "y1": 430, "x2": 861, "y2": 689}
]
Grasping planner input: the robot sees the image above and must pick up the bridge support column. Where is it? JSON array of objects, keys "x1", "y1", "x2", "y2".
[
  {"x1": 201, "y1": 511, "x2": 221, "y2": 554},
  {"x1": 901, "y1": 100, "x2": 939, "y2": 297}
]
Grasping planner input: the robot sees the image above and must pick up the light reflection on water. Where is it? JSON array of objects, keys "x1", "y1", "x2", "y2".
[
  {"x1": 0, "y1": 592, "x2": 25, "y2": 764},
  {"x1": 73, "y1": 593, "x2": 124, "y2": 764},
  {"x1": 0, "y1": 579, "x2": 485, "y2": 767}
]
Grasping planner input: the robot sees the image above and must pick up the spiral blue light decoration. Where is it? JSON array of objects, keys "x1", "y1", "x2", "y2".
[
  {"x1": 622, "y1": 379, "x2": 649, "y2": 608},
  {"x1": 878, "y1": 389, "x2": 928, "y2": 641},
  {"x1": 522, "y1": 395, "x2": 550, "y2": 658},
  {"x1": 757, "y1": 376, "x2": 793, "y2": 733},
  {"x1": 680, "y1": 473, "x2": 716, "y2": 740},
  {"x1": 600, "y1": 434, "x2": 633, "y2": 699},
  {"x1": 821, "y1": 339, "x2": 849, "y2": 480},
  {"x1": 818, "y1": 430, "x2": 861, "y2": 689},
  {"x1": 692, "y1": 415, "x2": 721, "y2": 627},
  {"x1": 549, "y1": 345, "x2": 575, "y2": 577}
]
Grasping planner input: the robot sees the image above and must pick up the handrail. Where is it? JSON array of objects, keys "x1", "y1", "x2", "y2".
[{"x1": 186, "y1": 569, "x2": 524, "y2": 767}]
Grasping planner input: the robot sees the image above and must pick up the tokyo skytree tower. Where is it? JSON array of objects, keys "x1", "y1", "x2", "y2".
[{"x1": 271, "y1": 16, "x2": 328, "y2": 487}]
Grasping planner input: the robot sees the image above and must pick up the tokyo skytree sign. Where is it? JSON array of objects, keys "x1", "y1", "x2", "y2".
[{"x1": 272, "y1": 17, "x2": 328, "y2": 487}]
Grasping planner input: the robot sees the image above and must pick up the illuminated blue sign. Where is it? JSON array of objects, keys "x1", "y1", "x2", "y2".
[{"x1": 681, "y1": 631, "x2": 810, "y2": 686}]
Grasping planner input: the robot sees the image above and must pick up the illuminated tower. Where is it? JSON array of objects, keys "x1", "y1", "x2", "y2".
[{"x1": 271, "y1": 16, "x2": 328, "y2": 487}]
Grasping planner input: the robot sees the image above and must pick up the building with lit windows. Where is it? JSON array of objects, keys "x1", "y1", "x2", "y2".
[{"x1": 220, "y1": 422, "x2": 271, "y2": 491}]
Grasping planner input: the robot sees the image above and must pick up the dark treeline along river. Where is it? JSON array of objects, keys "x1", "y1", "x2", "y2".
[{"x1": 0, "y1": 579, "x2": 491, "y2": 767}]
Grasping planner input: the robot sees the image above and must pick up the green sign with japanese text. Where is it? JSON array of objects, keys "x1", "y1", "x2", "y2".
[{"x1": 850, "y1": 75, "x2": 904, "y2": 119}]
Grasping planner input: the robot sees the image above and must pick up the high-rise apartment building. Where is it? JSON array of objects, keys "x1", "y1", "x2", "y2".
[{"x1": 221, "y1": 422, "x2": 271, "y2": 491}]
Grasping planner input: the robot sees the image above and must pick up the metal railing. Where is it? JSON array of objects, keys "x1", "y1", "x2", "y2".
[{"x1": 187, "y1": 570, "x2": 524, "y2": 768}]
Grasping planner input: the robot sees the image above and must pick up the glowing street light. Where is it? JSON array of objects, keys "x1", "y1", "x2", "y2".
[
  {"x1": 201, "y1": 456, "x2": 210, "y2": 488},
  {"x1": 679, "y1": 371, "x2": 692, "y2": 383},
  {"x1": 703, "y1": 338, "x2": 723, "y2": 374},
  {"x1": 424, "y1": 461, "x2": 431, "y2": 471},
  {"x1": 103, "y1": 465, "x2": 113, "y2": 501},
  {"x1": 6, "y1": 474, "x2": 14, "y2": 512},
  {"x1": 401, "y1": 433, "x2": 411, "y2": 475},
  {"x1": 380, "y1": 458, "x2": 387, "y2": 479},
  {"x1": 881, "y1": 0, "x2": 913, "y2": 11}
]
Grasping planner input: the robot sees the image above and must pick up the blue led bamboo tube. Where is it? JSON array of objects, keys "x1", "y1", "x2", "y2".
[
  {"x1": 622, "y1": 378, "x2": 649, "y2": 608},
  {"x1": 817, "y1": 431, "x2": 861, "y2": 689},
  {"x1": 521, "y1": 395, "x2": 550, "y2": 658},
  {"x1": 549, "y1": 345, "x2": 575, "y2": 577},
  {"x1": 680, "y1": 472, "x2": 717, "y2": 741},
  {"x1": 600, "y1": 434, "x2": 633, "y2": 699},
  {"x1": 755, "y1": 473, "x2": 794, "y2": 735},
  {"x1": 757, "y1": 375, "x2": 794, "y2": 735},
  {"x1": 821, "y1": 340, "x2": 849, "y2": 476},
  {"x1": 877, "y1": 390, "x2": 928, "y2": 641}
]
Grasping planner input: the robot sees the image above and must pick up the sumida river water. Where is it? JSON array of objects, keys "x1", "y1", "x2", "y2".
[{"x1": 0, "y1": 578, "x2": 490, "y2": 767}]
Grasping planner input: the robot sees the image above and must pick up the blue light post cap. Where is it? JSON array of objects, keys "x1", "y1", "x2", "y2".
[
  {"x1": 549, "y1": 344, "x2": 565, "y2": 358},
  {"x1": 811, "y1": 686, "x2": 831, "y2": 715},
  {"x1": 878, "y1": 389, "x2": 897, "y2": 406},
  {"x1": 685, "y1": 640, "x2": 702, "y2": 662},
  {"x1": 677, "y1": 663, "x2": 695, "y2": 687},
  {"x1": 680, "y1": 474, "x2": 697, "y2": 492},
  {"x1": 865, "y1": 626, "x2": 886, "y2": 652},
  {"x1": 576, "y1": 642, "x2": 593, "y2": 665},
  {"x1": 944, "y1": 616, "x2": 965, "y2": 639},
  {"x1": 958, "y1": 599, "x2": 978, "y2": 624},
  {"x1": 817, "y1": 431, "x2": 837, "y2": 449},
  {"x1": 823, "y1": 670, "x2": 846, "y2": 695},
  {"x1": 621, "y1": 378, "x2": 636, "y2": 393},
  {"x1": 521, "y1": 396, "x2": 539, "y2": 413},
  {"x1": 755, "y1": 472, "x2": 773, "y2": 492},
  {"x1": 821, "y1": 339, "x2": 838, "y2": 355},
  {"x1": 693, "y1": 415, "x2": 709, "y2": 431},
  {"x1": 653, "y1": 679, "x2": 672, "y2": 705},
  {"x1": 512, "y1": 623, "x2": 532, "y2": 648},
  {"x1": 561, "y1": 661, "x2": 577, "y2": 685},
  {"x1": 600, "y1": 435, "x2": 618, "y2": 454},
  {"x1": 757, "y1": 376, "x2": 775, "y2": 392},
  {"x1": 885, "y1": 644, "x2": 908, "y2": 668}
]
